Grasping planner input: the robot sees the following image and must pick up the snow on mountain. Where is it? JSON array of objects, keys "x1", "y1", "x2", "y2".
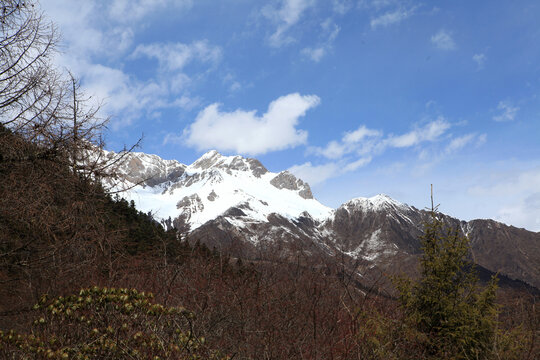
[
  {"x1": 114, "y1": 150, "x2": 333, "y2": 230},
  {"x1": 344, "y1": 194, "x2": 411, "y2": 212}
]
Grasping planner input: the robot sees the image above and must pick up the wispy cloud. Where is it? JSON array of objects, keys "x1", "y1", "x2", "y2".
[
  {"x1": 288, "y1": 156, "x2": 372, "y2": 185},
  {"x1": 131, "y1": 41, "x2": 222, "y2": 72},
  {"x1": 332, "y1": 0, "x2": 354, "y2": 14},
  {"x1": 385, "y1": 117, "x2": 451, "y2": 148},
  {"x1": 370, "y1": 7, "x2": 416, "y2": 29},
  {"x1": 311, "y1": 118, "x2": 452, "y2": 161},
  {"x1": 431, "y1": 30, "x2": 456, "y2": 50},
  {"x1": 182, "y1": 93, "x2": 320, "y2": 155},
  {"x1": 310, "y1": 125, "x2": 382, "y2": 159},
  {"x1": 41, "y1": 0, "x2": 217, "y2": 132},
  {"x1": 78, "y1": 62, "x2": 203, "y2": 130},
  {"x1": 108, "y1": 0, "x2": 193, "y2": 23},
  {"x1": 301, "y1": 20, "x2": 341, "y2": 62},
  {"x1": 302, "y1": 47, "x2": 326, "y2": 62},
  {"x1": 294, "y1": 117, "x2": 488, "y2": 186},
  {"x1": 493, "y1": 101, "x2": 519, "y2": 122},
  {"x1": 445, "y1": 133, "x2": 486, "y2": 154},
  {"x1": 469, "y1": 167, "x2": 540, "y2": 231},
  {"x1": 288, "y1": 162, "x2": 342, "y2": 185},
  {"x1": 359, "y1": 0, "x2": 400, "y2": 10},
  {"x1": 262, "y1": 0, "x2": 316, "y2": 47},
  {"x1": 472, "y1": 53, "x2": 486, "y2": 69}
]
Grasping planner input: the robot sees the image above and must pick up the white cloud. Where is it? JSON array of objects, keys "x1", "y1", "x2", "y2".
[
  {"x1": 497, "y1": 193, "x2": 540, "y2": 231},
  {"x1": 43, "y1": 0, "x2": 193, "y2": 58},
  {"x1": 445, "y1": 133, "x2": 486, "y2": 154},
  {"x1": 222, "y1": 73, "x2": 245, "y2": 94},
  {"x1": 301, "y1": 118, "x2": 469, "y2": 185},
  {"x1": 79, "y1": 63, "x2": 186, "y2": 130},
  {"x1": 229, "y1": 82, "x2": 242, "y2": 92},
  {"x1": 343, "y1": 125, "x2": 382, "y2": 143},
  {"x1": 183, "y1": 93, "x2": 320, "y2": 155},
  {"x1": 131, "y1": 41, "x2": 222, "y2": 72},
  {"x1": 470, "y1": 167, "x2": 540, "y2": 198},
  {"x1": 359, "y1": 0, "x2": 398, "y2": 10},
  {"x1": 302, "y1": 47, "x2": 326, "y2": 62},
  {"x1": 472, "y1": 53, "x2": 486, "y2": 69},
  {"x1": 311, "y1": 118, "x2": 451, "y2": 163},
  {"x1": 431, "y1": 30, "x2": 456, "y2": 51},
  {"x1": 311, "y1": 125, "x2": 382, "y2": 159},
  {"x1": 163, "y1": 133, "x2": 184, "y2": 146},
  {"x1": 370, "y1": 7, "x2": 415, "y2": 29},
  {"x1": 172, "y1": 95, "x2": 201, "y2": 110},
  {"x1": 469, "y1": 167, "x2": 540, "y2": 231},
  {"x1": 43, "y1": 1, "x2": 114, "y2": 58},
  {"x1": 288, "y1": 162, "x2": 341, "y2": 185},
  {"x1": 108, "y1": 0, "x2": 193, "y2": 22},
  {"x1": 40, "y1": 0, "x2": 222, "y2": 132},
  {"x1": 343, "y1": 156, "x2": 372, "y2": 172},
  {"x1": 332, "y1": 0, "x2": 354, "y2": 14},
  {"x1": 288, "y1": 156, "x2": 372, "y2": 185},
  {"x1": 476, "y1": 133, "x2": 487, "y2": 146},
  {"x1": 386, "y1": 117, "x2": 451, "y2": 148},
  {"x1": 263, "y1": 0, "x2": 315, "y2": 47},
  {"x1": 493, "y1": 101, "x2": 519, "y2": 122},
  {"x1": 297, "y1": 119, "x2": 453, "y2": 186},
  {"x1": 320, "y1": 141, "x2": 346, "y2": 159}
]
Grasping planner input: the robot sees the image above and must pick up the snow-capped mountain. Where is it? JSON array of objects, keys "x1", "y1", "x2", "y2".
[
  {"x1": 110, "y1": 150, "x2": 331, "y2": 231},
  {"x1": 110, "y1": 150, "x2": 540, "y2": 290}
]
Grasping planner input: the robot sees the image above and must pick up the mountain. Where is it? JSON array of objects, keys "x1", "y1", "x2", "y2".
[
  {"x1": 111, "y1": 150, "x2": 540, "y2": 289},
  {"x1": 109, "y1": 150, "x2": 331, "y2": 230}
]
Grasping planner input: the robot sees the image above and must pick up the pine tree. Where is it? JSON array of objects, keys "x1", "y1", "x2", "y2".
[{"x1": 396, "y1": 190, "x2": 499, "y2": 359}]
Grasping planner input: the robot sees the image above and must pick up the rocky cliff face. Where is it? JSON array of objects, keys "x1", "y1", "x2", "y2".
[
  {"x1": 103, "y1": 151, "x2": 186, "y2": 188},
  {"x1": 270, "y1": 171, "x2": 313, "y2": 199},
  {"x1": 111, "y1": 150, "x2": 540, "y2": 290}
]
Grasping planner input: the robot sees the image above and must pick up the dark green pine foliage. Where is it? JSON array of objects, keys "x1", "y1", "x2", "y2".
[{"x1": 396, "y1": 210, "x2": 499, "y2": 359}]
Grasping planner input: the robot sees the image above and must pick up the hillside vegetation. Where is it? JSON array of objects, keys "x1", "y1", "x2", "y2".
[
  {"x1": 0, "y1": 1, "x2": 537, "y2": 359},
  {"x1": 1, "y1": 122, "x2": 538, "y2": 358}
]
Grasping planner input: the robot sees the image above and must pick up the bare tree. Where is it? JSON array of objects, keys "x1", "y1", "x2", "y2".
[
  {"x1": 0, "y1": 1, "x2": 59, "y2": 134},
  {"x1": 0, "y1": 1, "x2": 140, "y2": 191},
  {"x1": 52, "y1": 73, "x2": 141, "y2": 188}
]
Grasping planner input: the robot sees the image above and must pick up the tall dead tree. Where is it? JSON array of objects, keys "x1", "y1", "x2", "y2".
[
  {"x1": 0, "y1": 1, "x2": 59, "y2": 135},
  {"x1": 0, "y1": 1, "x2": 138, "y2": 188}
]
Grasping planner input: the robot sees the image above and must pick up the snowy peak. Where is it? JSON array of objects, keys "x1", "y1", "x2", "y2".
[
  {"x1": 344, "y1": 194, "x2": 411, "y2": 212},
  {"x1": 117, "y1": 150, "x2": 331, "y2": 231},
  {"x1": 104, "y1": 150, "x2": 187, "y2": 188},
  {"x1": 190, "y1": 150, "x2": 268, "y2": 178}
]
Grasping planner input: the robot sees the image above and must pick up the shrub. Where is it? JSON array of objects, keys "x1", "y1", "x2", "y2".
[{"x1": 0, "y1": 286, "x2": 228, "y2": 359}]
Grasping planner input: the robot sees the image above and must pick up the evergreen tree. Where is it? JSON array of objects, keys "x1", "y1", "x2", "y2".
[{"x1": 396, "y1": 193, "x2": 499, "y2": 359}]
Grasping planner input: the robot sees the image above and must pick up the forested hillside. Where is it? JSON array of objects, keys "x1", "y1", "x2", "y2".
[{"x1": 0, "y1": 1, "x2": 538, "y2": 359}]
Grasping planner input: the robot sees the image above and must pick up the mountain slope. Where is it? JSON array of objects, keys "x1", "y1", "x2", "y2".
[{"x1": 113, "y1": 150, "x2": 540, "y2": 289}]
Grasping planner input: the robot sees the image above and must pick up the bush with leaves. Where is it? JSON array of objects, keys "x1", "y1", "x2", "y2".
[
  {"x1": 395, "y1": 209, "x2": 499, "y2": 359},
  {"x1": 0, "y1": 286, "x2": 228, "y2": 359}
]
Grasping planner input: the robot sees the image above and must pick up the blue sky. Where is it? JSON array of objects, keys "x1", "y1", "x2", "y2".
[{"x1": 43, "y1": 0, "x2": 540, "y2": 231}]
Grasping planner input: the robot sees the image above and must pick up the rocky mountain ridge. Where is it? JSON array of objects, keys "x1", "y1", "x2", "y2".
[{"x1": 111, "y1": 150, "x2": 540, "y2": 289}]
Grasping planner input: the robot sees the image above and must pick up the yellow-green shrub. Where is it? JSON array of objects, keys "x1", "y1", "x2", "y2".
[{"x1": 0, "y1": 286, "x2": 228, "y2": 359}]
